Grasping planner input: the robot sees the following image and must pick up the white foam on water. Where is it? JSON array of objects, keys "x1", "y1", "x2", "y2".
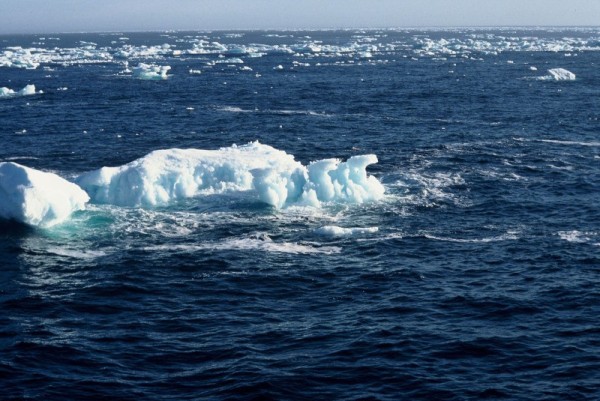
[
  {"x1": 391, "y1": 170, "x2": 467, "y2": 207},
  {"x1": 76, "y1": 141, "x2": 385, "y2": 209},
  {"x1": 216, "y1": 106, "x2": 254, "y2": 113},
  {"x1": 144, "y1": 235, "x2": 341, "y2": 255},
  {"x1": 315, "y1": 225, "x2": 379, "y2": 237},
  {"x1": 46, "y1": 247, "x2": 108, "y2": 259},
  {"x1": 558, "y1": 231, "x2": 597, "y2": 244},
  {"x1": 0, "y1": 162, "x2": 89, "y2": 227},
  {"x1": 3, "y1": 156, "x2": 40, "y2": 161},
  {"x1": 423, "y1": 232, "x2": 518, "y2": 243},
  {"x1": 539, "y1": 139, "x2": 600, "y2": 147}
]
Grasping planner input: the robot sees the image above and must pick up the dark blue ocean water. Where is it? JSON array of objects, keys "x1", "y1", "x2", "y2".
[{"x1": 1, "y1": 29, "x2": 600, "y2": 400}]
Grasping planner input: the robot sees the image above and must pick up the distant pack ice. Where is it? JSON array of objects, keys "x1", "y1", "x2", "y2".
[
  {"x1": 76, "y1": 142, "x2": 385, "y2": 208},
  {"x1": 0, "y1": 162, "x2": 89, "y2": 227}
]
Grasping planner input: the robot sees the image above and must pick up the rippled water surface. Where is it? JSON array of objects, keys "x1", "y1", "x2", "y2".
[{"x1": 1, "y1": 29, "x2": 600, "y2": 400}]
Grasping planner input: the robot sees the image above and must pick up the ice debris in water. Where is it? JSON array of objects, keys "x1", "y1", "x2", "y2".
[
  {"x1": 538, "y1": 68, "x2": 576, "y2": 81},
  {"x1": 0, "y1": 84, "x2": 41, "y2": 98},
  {"x1": 132, "y1": 63, "x2": 171, "y2": 80},
  {"x1": 547, "y1": 68, "x2": 576, "y2": 81},
  {"x1": 76, "y1": 142, "x2": 385, "y2": 209},
  {"x1": 0, "y1": 162, "x2": 89, "y2": 227}
]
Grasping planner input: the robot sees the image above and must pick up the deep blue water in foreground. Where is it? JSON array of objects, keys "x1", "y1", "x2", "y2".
[{"x1": 1, "y1": 30, "x2": 600, "y2": 400}]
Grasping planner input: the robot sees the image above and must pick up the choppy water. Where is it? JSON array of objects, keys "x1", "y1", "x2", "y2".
[{"x1": 1, "y1": 29, "x2": 600, "y2": 400}]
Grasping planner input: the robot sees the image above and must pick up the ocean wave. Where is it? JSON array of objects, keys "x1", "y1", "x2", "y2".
[
  {"x1": 143, "y1": 234, "x2": 341, "y2": 255},
  {"x1": 423, "y1": 232, "x2": 518, "y2": 243},
  {"x1": 314, "y1": 225, "x2": 379, "y2": 237}
]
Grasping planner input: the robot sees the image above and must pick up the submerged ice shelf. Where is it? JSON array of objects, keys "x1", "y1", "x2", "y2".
[{"x1": 0, "y1": 143, "x2": 384, "y2": 227}]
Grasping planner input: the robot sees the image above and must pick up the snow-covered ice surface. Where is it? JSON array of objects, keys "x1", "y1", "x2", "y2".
[
  {"x1": 76, "y1": 142, "x2": 384, "y2": 209},
  {"x1": 0, "y1": 162, "x2": 89, "y2": 227}
]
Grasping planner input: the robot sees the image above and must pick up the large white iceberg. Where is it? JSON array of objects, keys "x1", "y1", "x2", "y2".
[
  {"x1": 76, "y1": 142, "x2": 384, "y2": 209},
  {"x1": 0, "y1": 84, "x2": 41, "y2": 98},
  {"x1": 132, "y1": 63, "x2": 170, "y2": 80},
  {"x1": 0, "y1": 162, "x2": 90, "y2": 227}
]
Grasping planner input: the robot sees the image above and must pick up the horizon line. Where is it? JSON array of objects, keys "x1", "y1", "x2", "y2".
[{"x1": 1, "y1": 25, "x2": 600, "y2": 36}]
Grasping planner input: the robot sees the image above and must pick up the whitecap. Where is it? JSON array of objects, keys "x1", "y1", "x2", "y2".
[
  {"x1": 558, "y1": 231, "x2": 597, "y2": 244},
  {"x1": 539, "y1": 139, "x2": 600, "y2": 147},
  {"x1": 46, "y1": 247, "x2": 108, "y2": 259},
  {"x1": 423, "y1": 232, "x2": 518, "y2": 243},
  {"x1": 144, "y1": 235, "x2": 341, "y2": 255},
  {"x1": 315, "y1": 225, "x2": 379, "y2": 237}
]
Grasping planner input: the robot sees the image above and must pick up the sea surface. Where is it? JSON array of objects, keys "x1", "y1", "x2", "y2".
[{"x1": 1, "y1": 29, "x2": 599, "y2": 400}]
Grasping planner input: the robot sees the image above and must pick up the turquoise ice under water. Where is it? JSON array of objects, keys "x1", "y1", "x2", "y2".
[{"x1": 1, "y1": 29, "x2": 600, "y2": 400}]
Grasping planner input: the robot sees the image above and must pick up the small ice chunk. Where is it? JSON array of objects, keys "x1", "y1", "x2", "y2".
[
  {"x1": 0, "y1": 84, "x2": 41, "y2": 98},
  {"x1": 132, "y1": 63, "x2": 170, "y2": 80},
  {"x1": 547, "y1": 68, "x2": 576, "y2": 81},
  {"x1": 0, "y1": 162, "x2": 89, "y2": 227}
]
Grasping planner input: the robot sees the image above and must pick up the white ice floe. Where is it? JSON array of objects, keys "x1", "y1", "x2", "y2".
[
  {"x1": 0, "y1": 84, "x2": 42, "y2": 98},
  {"x1": 547, "y1": 68, "x2": 576, "y2": 81},
  {"x1": 536, "y1": 68, "x2": 576, "y2": 81},
  {"x1": 76, "y1": 142, "x2": 385, "y2": 209},
  {"x1": 0, "y1": 162, "x2": 89, "y2": 227},
  {"x1": 314, "y1": 226, "x2": 379, "y2": 237},
  {"x1": 132, "y1": 63, "x2": 170, "y2": 80},
  {"x1": 215, "y1": 57, "x2": 244, "y2": 64}
]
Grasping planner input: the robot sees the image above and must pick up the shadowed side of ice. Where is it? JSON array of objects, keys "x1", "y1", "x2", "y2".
[
  {"x1": 76, "y1": 142, "x2": 385, "y2": 208},
  {"x1": 0, "y1": 162, "x2": 89, "y2": 227}
]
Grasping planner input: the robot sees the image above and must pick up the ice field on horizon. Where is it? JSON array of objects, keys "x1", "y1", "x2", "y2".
[{"x1": 2, "y1": 28, "x2": 600, "y2": 72}]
